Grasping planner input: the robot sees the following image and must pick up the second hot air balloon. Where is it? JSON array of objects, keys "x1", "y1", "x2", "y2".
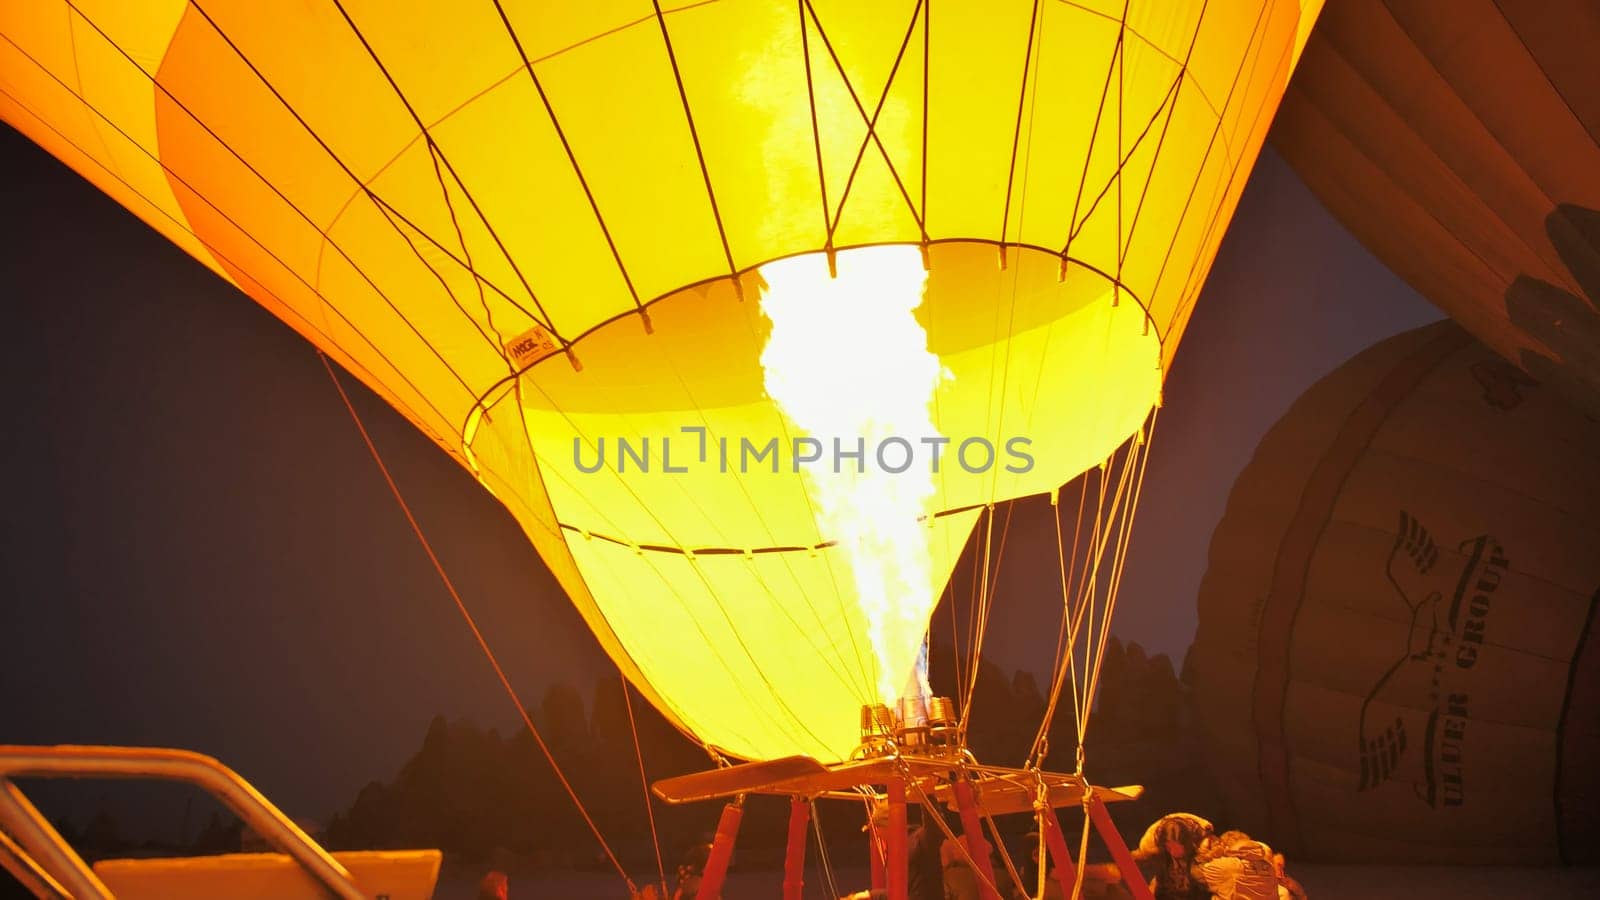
[{"x1": 1192, "y1": 321, "x2": 1600, "y2": 865}]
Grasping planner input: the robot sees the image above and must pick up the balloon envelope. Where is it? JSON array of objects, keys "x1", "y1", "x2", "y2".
[
  {"x1": 2, "y1": 0, "x2": 1317, "y2": 761},
  {"x1": 1273, "y1": 0, "x2": 1600, "y2": 418},
  {"x1": 1192, "y1": 321, "x2": 1600, "y2": 864}
]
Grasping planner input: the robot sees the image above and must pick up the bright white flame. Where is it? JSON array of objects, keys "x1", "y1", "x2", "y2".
[{"x1": 759, "y1": 246, "x2": 945, "y2": 706}]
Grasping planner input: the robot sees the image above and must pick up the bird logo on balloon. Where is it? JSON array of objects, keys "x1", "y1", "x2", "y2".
[{"x1": 1357, "y1": 511, "x2": 1508, "y2": 809}]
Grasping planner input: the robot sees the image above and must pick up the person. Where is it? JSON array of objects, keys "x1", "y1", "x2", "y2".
[
  {"x1": 672, "y1": 842, "x2": 714, "y2": 900},
  {"x1": 1017, "y1": 831, "x2": 1060, "y2": 900},
  {"x1": 1272, "y1": 852, "x2": 1307, "y2": 900},
  {"x1": 990, "y1": 844, "x2": 1028, "y2": 900},
  {"x1": 476, "y1": 870, "x2": 508, "y2": 900},
  {"x1": 906, "y1": 816, "x2": 946, "y2": 900},
  {"x1": 1129, "y1": 813, "x2": 1212, "y2": 900},
  {"x1": 941, "y1": 836, "x2": 981, "y2": 900},
  {"x1": 850, "y1": 803, "x2": 942, "y2": 900},
  {"x1": 1191, "y1": 831, "x2": 1278, "y2": 900}
]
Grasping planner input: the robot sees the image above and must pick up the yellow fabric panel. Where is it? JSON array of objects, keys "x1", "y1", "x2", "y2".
[
  {"x1": 63, "y1": 2, "x2": 175, "y2": 164},
  {"x1": 464, "y1": 384, "x2": 692, "y2": 739},
  {"x1": 0, "y1": 1, "x2": 1320, "y2": 760},
  {"x1": 498, "y1": 10, "x2": 729, "y2": 316},
  {"x1": 1290, "y1": 0, "x2": 1324, "y2": 68},
  {"x1": 328, "y1": 143, "x2": 536, "y2": 362},
  {"x1": 563, "y1": 509, "x2": 982, "y2": 762},
  {"x1": 165, "y1": 0, "x2": 418, "y2": 194},
  {"x1": 406, "y1": 72, "x2": 640, "y2": 343},
  {"x1": 61, "y1": 1, "x2": 218, "y2": 264},
  {"x1": 0, "y1": 1, "x2": 225, "y2": 278}
]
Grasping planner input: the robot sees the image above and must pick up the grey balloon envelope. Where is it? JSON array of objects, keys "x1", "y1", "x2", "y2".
[{"x1": 1192, "y1": 320, "x2": 1600, "y2": 865}]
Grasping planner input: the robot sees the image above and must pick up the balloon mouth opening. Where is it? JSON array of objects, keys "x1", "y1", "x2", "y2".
[
  {"x1": 486, "y1": 240, "x2": 1159, "y2": 411},
  {"x1": 466, "y1": 237, "x2": 1165, "y2": 549},
  {"x1": 458, "y1": 240, "x2": 1165, "y2": 762}
]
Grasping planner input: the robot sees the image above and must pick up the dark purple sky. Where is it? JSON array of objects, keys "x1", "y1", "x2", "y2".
[{"x1": 0, "y1": 122, "x2": 1437, "y2": 824}]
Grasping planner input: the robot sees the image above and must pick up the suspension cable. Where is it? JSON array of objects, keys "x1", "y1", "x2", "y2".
[
  {"x1": 622, "y1": 675, "x2": 669, "y2": 898},
  {"x1": 318, "y1": 353, "x2": 637, "y2": 893},
  {"x1": 810, "y1": 799, "x2": 842, "y2": 900},
  {"x1": 1029, "y1": 402, "x2": 1160, "y2": 769},
  {"x1": 1076, "y1": 437, "x2": 1142, "y2": 744},
  {"x1": 1081, "y1": 411, "x2": 1159, "y2": 735}
]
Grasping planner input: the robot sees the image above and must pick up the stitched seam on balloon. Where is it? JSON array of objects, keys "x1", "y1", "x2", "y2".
[{"x1": 554, "y1": 502, "x2": 988, "y2": 556}]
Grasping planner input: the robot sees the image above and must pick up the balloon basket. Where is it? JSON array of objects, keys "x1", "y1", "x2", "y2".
[{"x1": 652, "y1": 750, "x2": 1153, "y2": 900}]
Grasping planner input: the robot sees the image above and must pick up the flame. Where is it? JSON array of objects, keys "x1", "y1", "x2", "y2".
[{"x1": 759, "y1": 245, "x2": 945, "y2": 706}]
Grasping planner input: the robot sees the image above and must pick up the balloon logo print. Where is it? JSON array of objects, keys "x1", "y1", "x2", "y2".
[{"x1": 1359, "y1": 511, "x2": 1509, "y2": 808}]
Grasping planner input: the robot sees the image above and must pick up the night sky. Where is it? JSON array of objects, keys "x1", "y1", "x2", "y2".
[{"x1": 0, "y1": 121, "x2": 1439, "y2": 824}]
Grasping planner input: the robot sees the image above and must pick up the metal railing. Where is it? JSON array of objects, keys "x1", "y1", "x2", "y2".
[{"x1": 0, "y1": 745, "x2": 368, "y2": 900}]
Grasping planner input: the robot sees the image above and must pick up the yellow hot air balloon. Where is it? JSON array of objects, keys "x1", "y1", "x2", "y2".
[{"x1": 0, "y1": 0, "x2": 1320, "y2": 764}]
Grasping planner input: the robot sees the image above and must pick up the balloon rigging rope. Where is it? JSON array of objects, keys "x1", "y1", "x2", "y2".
[
  {"x1": 964, "y1": 0, "x2": 1041, "y2": 731},
  {"x1": 1078, "y1": 411, "x2": 1158, "y2": 741},
  {"x1": 622, "y1": 675, "x2": 671, "y2": 898},
  {"x1": 802, "y1": 0, "x2": 930, "y2": 243},
  {"x1": 1149, "y1": 0, "x2": 1275, "y2": 321},
  {"x1": 1070, "y1": 246, "x2": 1141, "y2": 738},
  {"x1": 962, "y1": 534, "x2": 985, "y2": 736},
  {"x1": 1073, "y1": 804, "x2": 1093, "y2": 900},
  {"x1": 961, "y1": 503, "x2": 1012, "y2": 738},
  {"x1": 326, "y1": 0, "x2": 561, "y2": 337},
  {"x1": 1077, "y1": 436, "x2": 1140, "y2": 742},
  {"x1": 946, "y1": 577, "x2": 964, "y2": 723},
  {"x1": 1078, "y1": 451, "x2": 1127, "y2": 740},
  {"x1": 1029, "y1": 479, "x2": 1086, "y2": 766},
  {"x1": 966, "y1": 499, "x2": 1017, "y2": 717},
  {"x1": 909, "y1": 782, "x2": 1009, "y2": 900},
  {"x1": 318, "y1": 353, "x2": 638, "y2": 893},
  {"x1": 982, "y1": 797, "x2": 1031, "y2": 898},
  {"x1": 422, "y1": 138, "x2": 507, "y2": 350},
  {"x1": 811, "y1": 801, "x2": 842, "y2": 900},
  {"x1": 1070, "y1": 450, "x2": 1116, "y2": 744},
  {"x1": 1023, "y1": 0, "x2": 1128, "y2": 768},
  {"x1": 1081, "y1": 411, "x2": 1158, "y2": 737},
  {"x1": 1026, "y1": 398, "x2": 1156, "y2": 765},
  {"x1": 958, "y1": 508, "x2": 991, "y2": 736},
  {"x1": 488, "y1": 0, "x2": 653, "y2": 326},
  {"x1": 1089, "y1": 431, "x2": 1144, "y2": 735}
]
